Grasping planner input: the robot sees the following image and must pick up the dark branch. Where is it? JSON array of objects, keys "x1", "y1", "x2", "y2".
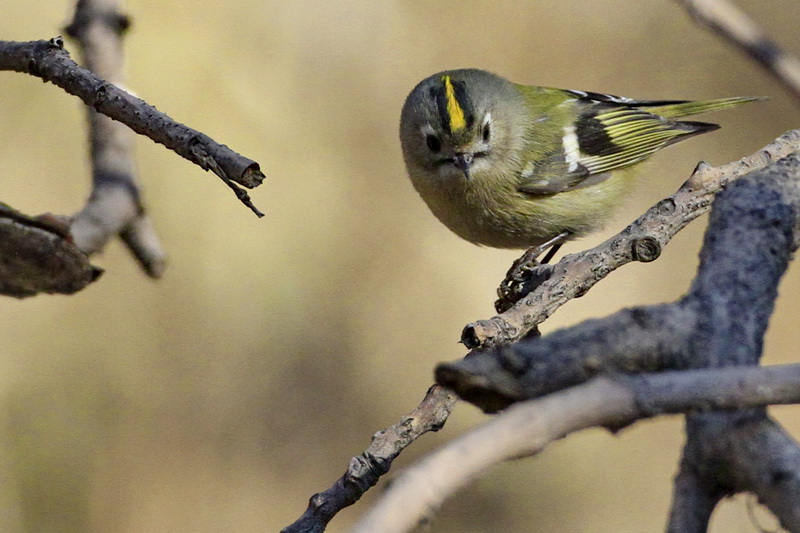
[
  {"x1": 463, "y1": 130, "x2": 800, "y2": 350},
  {"x1": 666, "y1": 458, "x2": 722, "y2": 533},
  {"x1": 281, "y1": 385, "x2": 458, "y2": 533},
  {"x1": 676, "y1": 0, "x2": 800, "y2": 102},
  {"x1": 674, "y1": 411, "x2": 800, "y2": 531},
  {"x1": 438, "y1": 152, "x2": 800, "y2": 410},
  {"x1": 433, "y1": 151, "x2": 800, "y2": 530},
  {"x1": 351, "y1": 367, "x2": 800, "y2": 533},
  {"x1": 0, "y1": 204, "x2": 101, "y2": 297},
  {"x1": 0, "y1": 38, "x2": 264, "y2": 216},
  {"x1": 282, "y1": 133, "x2": 800, "y2": 531},
  {"x1": 66, "y1": 0, "x2": 167, "y2": 277}
]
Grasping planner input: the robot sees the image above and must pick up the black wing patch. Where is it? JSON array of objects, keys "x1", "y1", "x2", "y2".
[
  {"x1": 574, "y1": 112, "x2": 622, "y2": 157},
  {"x1": 573, "y1": 105, "x2": 718, "y2": 175},
  {"x1": 516, "y1": 91, "x2": 751, "y2": 195},
  {"x1": 564, "y1": 89, "x2": 690, "y2": 108}
]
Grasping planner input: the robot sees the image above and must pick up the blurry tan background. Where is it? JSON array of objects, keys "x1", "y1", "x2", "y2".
[{"x1": 1, "y1": 1, "x2": 799, "y2": 531}]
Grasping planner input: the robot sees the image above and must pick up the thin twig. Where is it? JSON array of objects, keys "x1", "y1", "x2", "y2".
[
  {"x1": 442, "y1": 148, "x2": 800, "y2": 410},
  {"x1": 0, "y1": 38, "x2": 265, "y2": 216},
  {"x1": 434, "y1": 152, "x2": 800, "y2": 529},
  {"x1": 676, "y1": 0, "x2": 800, "y2": 102},
  {"x1": 66, "y1": 0, "x2": 167, "y2": 277},
  {"x1": 463, "y1": 130, "x2": 800, "y2": 349},
  {"x1": 284, "y1": 131, "x2": 800, "y2": 532},
  {"x1": 0, "y1": 205, "x2": 102, "y2": 297},
  {"x1": 281, "y1": 385, "x2": 458, "y2": 533},
  {"x1": 351, "y1": 366, "x2": 800, "y2": 533}
]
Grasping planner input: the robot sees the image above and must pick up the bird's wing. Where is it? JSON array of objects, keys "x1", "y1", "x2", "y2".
[{"x1": 517, "y1": 90, "x2": 723, "y2": 196}]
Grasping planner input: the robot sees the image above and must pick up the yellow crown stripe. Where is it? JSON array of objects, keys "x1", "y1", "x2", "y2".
[{"x1": 442, "y1": 75, "x2": 467, "y2": 132}]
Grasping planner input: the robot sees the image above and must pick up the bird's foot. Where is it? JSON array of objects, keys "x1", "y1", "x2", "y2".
[{"x1": 495, "y1": 232, "x2": 570, "y2": 313}]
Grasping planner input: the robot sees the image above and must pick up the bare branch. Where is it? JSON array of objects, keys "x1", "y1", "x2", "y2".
[
  {"x1": 441, "y1": 148, "x2": 800, "y2": 410},
  {"x1": 433, "y1": 150, "x2": 800, "y2": 528},
  {"x1": 670, "y1": 411, "x2": 800, "y2": 532},
  {"x1": 289, "y1": 3, "x2": 800, "y2": 528},
  {"x1": 281, "y1": 385, "x2": 458, "y2": 533},
  {"x1": 0, "y1": 37, "x2": 265, "y2": 217},
  {"x1": 66, "y1": 0, "x2": 167, "y2": 277},
  {"x1": 284, "y1": 132, "x2": 800, "y2": 531},
  {"x1": 351, "y1": 366, "x2": 800, "y2": 533},
  {"x1": 0, "y1": 205, "x2": 102, "y2": 297},
  {"x1": 464, "y1": 130, "x2": 800, "y2": 350},
  {"x1": 676, "y1": 0, "x2": 800, "y2": 102},
  {"x1": 667, "y1": 462, "x2": 722, "y2": 533}
]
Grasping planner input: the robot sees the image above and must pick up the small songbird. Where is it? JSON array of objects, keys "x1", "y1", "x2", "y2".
[{"x1": 399, "y1": 68, "x2": 761, "y2": 256}]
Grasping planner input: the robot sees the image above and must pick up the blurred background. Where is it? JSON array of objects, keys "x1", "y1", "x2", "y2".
[{"x1": 1, "y1": 0, "x2": 799, "y2": 531}]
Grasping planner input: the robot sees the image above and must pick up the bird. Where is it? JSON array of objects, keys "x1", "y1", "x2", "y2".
[{"x1": 399, "y1": 68, "x2": 761, "y2": 261}]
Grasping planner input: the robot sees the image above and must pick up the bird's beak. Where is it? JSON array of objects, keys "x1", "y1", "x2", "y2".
[{"x1": 453, "y1": 152, "x2": 474, "y2": 180}]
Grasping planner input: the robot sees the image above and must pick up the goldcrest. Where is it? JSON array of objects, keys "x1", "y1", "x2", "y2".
[{"x1": 400, "y1": 68, "x2": 760, "y2": 251}]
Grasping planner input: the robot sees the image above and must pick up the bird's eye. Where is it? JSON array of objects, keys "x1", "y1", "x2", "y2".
[
  {"x1": 425, "y1": 134, "x2": 441, "y2": 153},
  {"x1": 482, "y1": 122, "x2": 491, "y2": 142}
]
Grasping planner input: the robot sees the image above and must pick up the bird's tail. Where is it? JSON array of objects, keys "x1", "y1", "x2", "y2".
[{"x1": 645, "y1": 96, "x2": 766, "y2": 119}]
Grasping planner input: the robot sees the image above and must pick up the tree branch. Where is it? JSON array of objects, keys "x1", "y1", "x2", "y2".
[
  {"x1": 284, "y1": 132, "x2": 800, "y2": 531},
  {"x1": 0, "y1": 37, "x2": 265, "y2": 217},
  {"x1": 0, "y1": 204, "x2": 102, "y2": 297},
  {"x1": 432, "y1": 150, "x2": 800, "y2": 529},
  {"x1": 439, "y1": 149, "x2": 800, "y2": 410},
  {"x1": 66, "y1": 0, "x2": 167, "y2": 277},
  {"x1": 285, "y1": 4, "x2": 800, "y2": 530},
  {"x1": 671, "y1": 411, "x2": 800, "y2": 531},
  {"x1": 464, "y1": 130, "x2": 800, "y2": 350},
  {"x1": 667, "y1": 459, "x2": 722, "y2": 533},
  {"x1": 351, "y1": 367, "x2": 800, "y2": 533},
  {"x1": 281, "y1": 385, "x2": 458, "y2": 533},
  {"x1": 676, "y1": 0, "x2": 800, "y2": 102}
]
